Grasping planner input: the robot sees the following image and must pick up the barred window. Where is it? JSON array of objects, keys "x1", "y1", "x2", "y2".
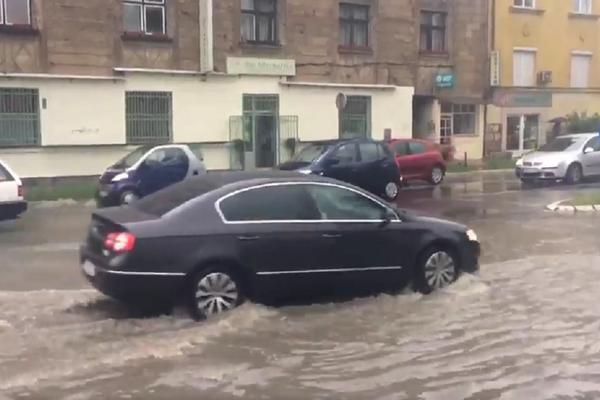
[
  {"x1": 123, "y1": 0, "x2": 166, "y2": 34},
  {"x1": 0, "y1": 88, "x2": 40, "y2": 147},
  {"x1": 339, "y1": 96, "x2": 371, "y2": 139},
  {"x1": 1, "y1": 0, "x2": 31, "y2": 25},
  {"x1": 126, "y1": 91, "x2": 172, "y2": 145}
]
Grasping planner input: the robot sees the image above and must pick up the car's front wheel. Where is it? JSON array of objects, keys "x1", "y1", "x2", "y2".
[
  {"x1": 564, "y1": 163, "x2": 583, "y2": 185},
  {"x1": 383, "y1": 181, "x2": 400, "y2": 201},
  {"x1": 188, "y1": 266, "x2": 244, "y2": 320},
  {"x1": 429, "y1": 165, "x2": 445, "y2": 185},
  {"x1": 415, "y1": 247, "x2": 458, "y2": 294},
  {"x1": 120, "y1": 190, "x2": 139, "y2": 205}
]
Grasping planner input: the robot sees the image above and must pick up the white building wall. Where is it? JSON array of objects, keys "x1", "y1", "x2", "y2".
[{"x1": 0, "y1": 74, "x2": 414, "y2": 178}]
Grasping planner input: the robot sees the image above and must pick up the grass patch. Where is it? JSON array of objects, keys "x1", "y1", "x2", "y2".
[
  {"x1": 568, "y1": 192, "x2": 600, "y2": 206},
  {"x1": 446, "y1": 163, "x2": 478, "y2": 173},
  {"x1": 25, "y1": 184, "x2": 97, "y2": 202},
  {"x1": 483, "y1": 157, "x2": 516, "y2": 170}
]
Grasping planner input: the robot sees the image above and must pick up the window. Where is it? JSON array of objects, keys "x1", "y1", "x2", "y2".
[
  {"x1": 408, "y1": 141, "x2": 427, "y2": 154},
  {"x1": 571, "y1": 53, "x2": 592, "y2": 88},
  {"x1": 359, "y1": 142, "x2": 380, "y2": 162},
  {"x1": 144, "y1": 147, "x2": 188, "y2": 167},
  {"x1": 339, "y1": 96, "x2": 371, "y2": 139},
  {"x1": 513, "y1": 0, "x2": 535, "y2": 8},
  {"x1": 0, "y1": 88, "x2": 40, "y2": 147},
  {"x1": 573, "y1": 0, "x2": 592, "y2": 13},
  {"x1": 441, "y1": 103, "x2": 477, "y2": 136},
  {"x1": 339, "y1": 3, "x2": 369, "y2": 48},
  {"x1": 420, "y1": 11, "x2": 446, "y2": 53},
  {"x1": 308, "y1": 185, "x2": 392, "y2": 221},
  {"x1": 123, "y1": 0, "x2": 165, "y2": 35},
  {"x1": 220, "y1": 185, "x2": 319, "y2": 222},
  {"x1": 0, "y1": 0, "x2": 31, "y2": 25},
  {"x1": 393, "y1": 141, "x2": 409, "y2": 156},
  {"x1": 584, "y1": 137, "x2": 600, "y2": 152},
  {"x1": 126, "y1": 91, "x2": 172, "y2": 145},
  {"x1": 331, "y1": 143, "x2": 358, "y2": 165},
  {"x1": 513, "y1": 50, "x2": 536, "y2": 86},
  {"x1": 241, "y1": 0, "x2": 277, "y2": 44}
]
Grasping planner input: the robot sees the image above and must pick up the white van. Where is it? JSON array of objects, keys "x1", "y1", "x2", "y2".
[{"x1": 0, "y1": 159, "x2": 27, "y2": 221}]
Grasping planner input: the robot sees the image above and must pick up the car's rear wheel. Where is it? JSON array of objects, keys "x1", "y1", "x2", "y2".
[
  {"x1": 383, "y1": 181, "x2": 400, "y2": 201},
  {"x1": 188, "y1": 266, "x2": 244, "y2": 320},
  {"x1": 429, "y1": 165, "x2": 445, "y2": 185},
  {"x1": 415, "y1": 246, "x2": 458, "y2": 294},
  {"x1": 565, "y1": 163, "x2": 583, "y2": 185},
  {"x1": 120, "y1": 190, "x2": 139, "y2": 205}
]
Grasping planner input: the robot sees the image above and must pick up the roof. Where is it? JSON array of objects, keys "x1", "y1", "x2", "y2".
[{"x1": 133, "y1": 170, "x2": 328, "y2": 216}]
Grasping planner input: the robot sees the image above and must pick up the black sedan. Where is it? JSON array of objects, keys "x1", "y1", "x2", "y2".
[{"x1": 80, "y1": 171, "x2": 480, "y2": 319}]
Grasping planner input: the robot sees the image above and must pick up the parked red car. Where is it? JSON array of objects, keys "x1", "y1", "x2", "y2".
[{"x1": 386, "y1": 139, "x2": 447, "y2": 185}]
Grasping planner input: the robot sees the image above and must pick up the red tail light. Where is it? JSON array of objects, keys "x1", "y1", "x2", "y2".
[
  {"x1": 104, "y1": 232, "x2": 136, "y2": 253},
  {"x1": 17, "y1": 185, "x2": 24, "y2": 198}
]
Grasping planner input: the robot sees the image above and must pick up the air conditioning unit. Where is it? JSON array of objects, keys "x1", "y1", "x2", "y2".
[{"x1": 537, "y1": 70, "x2": 553, "y2": 85}]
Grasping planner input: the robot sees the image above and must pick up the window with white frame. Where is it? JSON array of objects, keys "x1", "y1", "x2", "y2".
[
  {"x1": 571, "y1": 53, "x2": 592, "y2": 88},
  {"x1": 513, "y1": 49, "x2": 536, "y2": 86},
  {"x1": 513, "y1": 0, "x2": 535, "y2": 8},
  {"x1": 441, "y1": 103, "x2": 477, "y2": 136},
  {"x1": 0, "y1": 0, "x2": 31, "y2": 25},
  {"x1": 573, "y1": 0, "x2": 593, "y2": 14},
  {"x1": 123, "y1": 0, "x2": 166, "y2": 35}
]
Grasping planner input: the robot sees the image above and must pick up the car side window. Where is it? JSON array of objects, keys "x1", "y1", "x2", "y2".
[
  {"x1": 408, "y1": 141, "x2": 427, "y2": 155},
  {"x1": 585, "y1": 137, "x2": 600, "y2": 152},
  {"x1": 359, "y1": 143, "x2": 380, "y2": 162},
  {"x1": 219, "y1": 185, "x2": 320, "y2": 222},
  {"x1": 331, "y1": 143, "x2": 358, "y2": 165},
  {"x1": 0, "y1": 163, "x2": 13, "y2": 182},
  {"x1": 308, "y1": 184, "x2": 394, "y2": 221},
  {"x1": 394, "y1": 142, "x2": 409, "y2": 156}
]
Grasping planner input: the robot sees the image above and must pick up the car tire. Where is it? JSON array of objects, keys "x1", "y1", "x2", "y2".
[
  {"x1": 414, "y1": 246, "x2": 459, "y2": 295},
  {"x1": 429, "y1": 165, "x2": 445, "y2": 185},
  {"x1": 188, "y1": 266, "x2": 245, "y2": 320},
  {"x1": 383, "y1": 181, "x2": 400, "y2": 201},
  {"x1": 564, "y1": 163, "x2": 583, "y2": 185},
  {"x1": 120, "y1": 190, "x2": 139, "y2": 205}
]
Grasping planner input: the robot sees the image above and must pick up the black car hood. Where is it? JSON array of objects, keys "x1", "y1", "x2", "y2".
[
  {"x1": 99, "y1": 167, "x2": 126, "y2": 184},
  {"x1": 398, "y1": 209, "x2": 466, "y2": 231},
  {"x1": 277, "y1": 161, "x2": 311, "y2": 171}
]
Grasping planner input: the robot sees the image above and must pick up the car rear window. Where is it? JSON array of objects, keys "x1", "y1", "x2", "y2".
[{"x1": 0, "y1": 163, "x2": 14, "y2": 182}]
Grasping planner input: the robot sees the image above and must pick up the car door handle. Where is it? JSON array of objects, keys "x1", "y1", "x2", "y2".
[
  {"x1": 237, "y1": 235, "x2": 260, "y2": 241},
  {"x1": 322, "y1": 234, "x2": 342, "y2": 239}
]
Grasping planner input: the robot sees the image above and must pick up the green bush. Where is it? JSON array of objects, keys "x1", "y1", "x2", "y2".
[{"x1": 567, "y1": 112, "x2": 600, "y2": 134}]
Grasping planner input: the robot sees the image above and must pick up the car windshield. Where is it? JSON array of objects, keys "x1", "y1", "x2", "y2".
[
  {"x1": 293, "y1": 144, "x2": 332, "y2": 163},
  {"x1": 538, "y1": 137, "x2": 579, "y2": 152},
  {"x1": 113, "y1": 146, "x2": 152, "y2": 168}
]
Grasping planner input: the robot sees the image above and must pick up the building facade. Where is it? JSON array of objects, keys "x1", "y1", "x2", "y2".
[
  {"x1": 488, "y1": 0, "x2": 600, "y2": 156},
  {"x1": 412, "y1": 0, "x2": 489, "y2": 161}
]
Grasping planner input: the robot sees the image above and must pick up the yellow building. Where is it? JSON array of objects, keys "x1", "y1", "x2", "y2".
[{"x1": 488, "y1": 0, "x2": 600, "y2": 156}]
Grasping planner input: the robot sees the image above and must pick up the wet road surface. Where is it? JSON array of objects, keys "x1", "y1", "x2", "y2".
[{"x1": 1, "y1": 172, "x2": 600, "y2": 400}]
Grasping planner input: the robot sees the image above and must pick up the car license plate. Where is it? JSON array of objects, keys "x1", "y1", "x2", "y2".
[
  {"x1": 82, "y1": 260, "x2": 96, "y2": 277},
  {"x1": 523, "y1": 168, "x2": 539, "y2": 173}
]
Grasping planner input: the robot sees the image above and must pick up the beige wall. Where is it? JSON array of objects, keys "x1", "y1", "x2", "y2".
[{"x1": 0, "y1": 74, "x2": 413, "y2": 178}]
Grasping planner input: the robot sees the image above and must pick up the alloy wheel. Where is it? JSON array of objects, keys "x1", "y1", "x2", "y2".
[
  {"x1": 195, "y1": 272, "x2": 239, "y2": 316},
  {"x1": 424, "y1": 251, "x2": 456, "y2": 290},
  {"x1": 121, "y1": 191, "x2": 138, "y2": 205},
  {"x1": 431, "y1": 167, "x2": 444, "y2": 185},
  {"x1": 385, "y1": 182, "x2": 399, "y2": 200}
]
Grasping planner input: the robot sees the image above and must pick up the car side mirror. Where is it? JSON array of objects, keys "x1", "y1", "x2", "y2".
[{"x1": 584, "y1": 147, "x2": 595, "y2": 155}]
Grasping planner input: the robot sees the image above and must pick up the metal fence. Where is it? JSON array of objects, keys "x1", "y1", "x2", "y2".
[
  {"x1": 126, "y1": 91, "x2": 172, "y2": 145},
  {"x1": 278, "y1": 115, "x2": 299, "y2": 163},
  {"x1": 0, "y1": 88, "x2": 40, "y2": 147}
]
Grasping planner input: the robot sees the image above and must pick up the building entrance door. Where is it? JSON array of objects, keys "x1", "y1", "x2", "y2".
[
  {"x1": 243, "y1": 95, "x2": 279, "y2": 169},
  {"x1": 506, "y1": 114, "x2": 539, "y2": 155},
  {"x1": 440, "y1": 114, "x2": 452, "y2": 145}
]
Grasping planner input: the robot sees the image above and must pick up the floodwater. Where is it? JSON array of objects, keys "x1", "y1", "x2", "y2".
[{"x1": 1, "y1": 172, "x2": 600, "y2": 400}]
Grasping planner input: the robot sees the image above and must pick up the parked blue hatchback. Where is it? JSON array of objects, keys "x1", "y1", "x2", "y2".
[
  {"x1": 278, "y1": 138, "x2": 403, "y2": 200},
  {"x1": 96, "y1": 145, "x2": 207, "y2": 207}
]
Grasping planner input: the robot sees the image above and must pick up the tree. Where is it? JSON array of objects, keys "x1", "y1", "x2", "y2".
[{"x1": 567, "y1": 112, "x2": 600, "y2": 134}]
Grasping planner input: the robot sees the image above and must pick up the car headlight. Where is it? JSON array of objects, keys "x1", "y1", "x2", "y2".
[
  {"x1": 297, "y1": 168, "x2": 313, "y2": 175},
  {"x1": 466, "y1": 229, "x2": 478, "y2": 242},
  {"x1": 516, "y1": 159, "x2": 523, "y2": 167},
  {"x1": 111, "y1": 172, "x2": 129, "y2": 182}
]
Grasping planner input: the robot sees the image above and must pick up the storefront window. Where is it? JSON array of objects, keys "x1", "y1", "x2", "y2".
[{"x1": 439, "y1": 103, "x2": 477, "y2": 144}]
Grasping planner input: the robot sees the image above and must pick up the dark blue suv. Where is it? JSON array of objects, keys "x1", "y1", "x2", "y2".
[{"x1": 278, "y1": 139, "x2": 402, "y2": 200}]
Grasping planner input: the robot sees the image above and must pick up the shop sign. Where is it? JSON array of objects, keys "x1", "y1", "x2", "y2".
[
  {"x1": 490, "y1": 51, "x2": 500, "y2": 87},
  {"x1": 435, "y1": 74, "x2": 455, "y2": 88},
  {"x1": 493, "y1": 91, "x2": 552, "y2": 108},
  {"x1": 227, "y1": 57, "x2": 296, "y2": 76}
]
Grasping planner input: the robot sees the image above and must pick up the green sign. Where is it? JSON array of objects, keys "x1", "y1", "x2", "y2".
[{"x1": 436, "y1": 74, "x2": 455, "y2": 88}]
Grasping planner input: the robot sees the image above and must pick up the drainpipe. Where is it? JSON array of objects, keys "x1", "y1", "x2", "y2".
[{"x1": 199, "y1": 0, "x2": 214, "y2": 73}]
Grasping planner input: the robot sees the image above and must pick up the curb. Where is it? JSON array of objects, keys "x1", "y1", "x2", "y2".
[{"x1": 546, "y1": 200, "x2": 600, "y2": 213}]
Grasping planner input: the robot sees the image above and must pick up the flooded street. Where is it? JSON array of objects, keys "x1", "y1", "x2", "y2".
[{"x1": 2, "y1": 172, "x2": 600, "y2": 400}]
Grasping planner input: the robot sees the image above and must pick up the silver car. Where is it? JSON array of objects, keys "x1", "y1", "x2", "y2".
[{"x1": 515, "y1": 133, "x2": 600, "y2": 184}]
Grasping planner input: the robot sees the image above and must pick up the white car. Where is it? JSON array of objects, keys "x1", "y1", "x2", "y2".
[
  {"x1": 0, "y1": 159, "x2": 27, "y2": 221},
  {"x1": 515, "y1": 133, "x2": 600, "y2": 184}
]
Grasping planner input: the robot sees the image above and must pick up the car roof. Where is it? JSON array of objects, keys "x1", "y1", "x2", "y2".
[{"x1": 133, "y1": 170, "x2": 334, "y2": 216}]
